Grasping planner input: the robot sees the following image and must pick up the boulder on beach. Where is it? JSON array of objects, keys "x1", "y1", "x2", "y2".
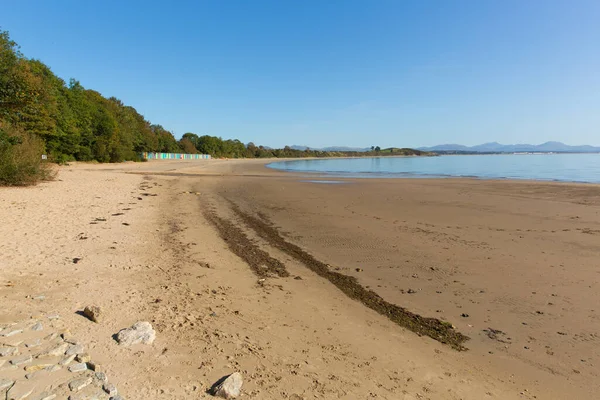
[
  {"x1": 115, "y1": 321, "x2": 156, "y2": 346},
  {"x1": 210, "y1": 372, "x2": 243, "y2": 399}
]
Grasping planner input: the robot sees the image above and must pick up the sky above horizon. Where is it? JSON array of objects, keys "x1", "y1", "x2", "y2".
[{"x1": 2, "y1": 0, "x2": 599, "y2": 148}]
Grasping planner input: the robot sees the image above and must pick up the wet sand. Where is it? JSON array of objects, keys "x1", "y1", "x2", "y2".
[{"x1": 2, "y1": 159, "x2": 599, "y2": 399}]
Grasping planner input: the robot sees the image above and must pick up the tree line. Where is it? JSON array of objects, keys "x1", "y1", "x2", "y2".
[{"x1": 0, "y1": 29, "x2": 430, "y2": 184}]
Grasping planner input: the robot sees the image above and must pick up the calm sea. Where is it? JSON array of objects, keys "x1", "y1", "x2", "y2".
[{"x1": 267, "y1": 154, "x2": 600, "y2": 183}]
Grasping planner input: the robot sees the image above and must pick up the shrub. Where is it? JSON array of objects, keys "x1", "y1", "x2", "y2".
[{"x1": 0, "y1": 122, "x2": 56, "y2": 186}]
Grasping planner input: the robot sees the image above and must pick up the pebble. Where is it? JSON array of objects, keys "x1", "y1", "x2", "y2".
[
  {"x1": 31, "y1": 322, "x2": 43, "y2": 331},
  {"x1": 68, "y1": 362, "x2": 88, "y2": 373},
  {"x1": 47, "y1": 315, "x2": 60, "y2": 320},
  {"x1": 211, "y1": 372, "x2": 243, "y2": 399},
  {"x1": 69, "y1": 377, "x2": 93, "y2": 392},
  {"x1": 66, "y1": 344, "x2": 85, "y2": 356},
  {"x1": 103, "y1": 383, "x2": 117, "y2": 396},
  {"x1": 110, "y1": 396, "x2": 124, "y2": 400},
  {"x1": 116, "y1": 321, "x2": 156, "y2": 346},
  {"x1": 10, "y1": 354, "x2": 33, "y2": 366},
  {"x1": 33, "y1": 295, "x2": 46, "y2": 301}
]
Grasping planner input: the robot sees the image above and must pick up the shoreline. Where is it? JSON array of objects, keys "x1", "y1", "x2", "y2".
[{"x1": 2, "y1": 159, "x2": 599, "y2": 399}]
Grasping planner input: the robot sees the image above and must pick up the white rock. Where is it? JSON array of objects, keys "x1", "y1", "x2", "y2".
[
  {"x1": 116, "y1": 321, "x2": 155, "y2": 346},
  {"x1": 211, "y1": 372, "x2": 243, "y2": 399}
]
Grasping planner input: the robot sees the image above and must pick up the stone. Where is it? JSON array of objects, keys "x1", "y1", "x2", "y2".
[
  {"x1": 69, "y1": 377, "x2": 92, "y2": 392},
  {"x1": 87, "y1": 361, "x2": 102, "y2": 372},
  {"x1": 1, "y1": 329, "x2": 23, "y2": 337},
  {"x1": 0, "y1": 347, "x2": 19, "y2": 357},
  {"x1": 47, "y1": 315, "x2": 60, "y2": 320},
  {"x1": 31, "y1": 392, "x2": 57, "y2": 400},
  {"x1": 116, "y1": 322, "x2": 155, "y2": 346},
  {"x1": 0, "y1": 378, "x2": 14, "y2": 391},
  {"x1": 83, "y1": 306, "x2": 103, "y2": 323},
  {"x1": 39, "y1": 342, "x2": 69, "y2": 358},
  {"x1": 210, "y1": 372, "x2": 243, "y2": 399},
  {"x1": 7, "y1": 381, "x2": 35, "y2": 400},
  {"x1": 10, "y1": 354, "x2": 33, "y2": 365},
  {"x1": 26, "y1": 370, "x2": 49, "y2": 380},
  {"x1": 109, "y1": 396, "x2": 124, "y2": 400},
  {"x1": 59, "y1": 354, "x2": 77, "y2": 366},
  {"x1": 68, "y1": 362, "x2": 87, "y2": 373},
  {"x1": 103, "y1": 383, "x2": 117, "y2": 396},
  {"x1": 31, "y1": 322, "x2": 43, "y2": 331},
  {"x1": 25, "y1": 363, "x2": 53, "y2": 372},
  {"x1": 46, "y1": 364, "x2": 61, "y2": 372},
  {"x1": 94, "y1": 372, "x2": 107, "y2": 383},
  {"x1": 76, "y1": 353, "x2": 90, "y2": 363},
  {"x1": 33, "y1": 295, "x2": 46, "y2": 301},
  {"x1": 25, "y1": 339, "x2": 42, "y2": 348},
  {"x1": 66, "y1": 344, "x2": 84, "y2": 356}
]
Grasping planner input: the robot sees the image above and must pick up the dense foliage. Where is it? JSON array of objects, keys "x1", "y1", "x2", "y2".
[{"x1": 0, "y1": 28, "x2": 430, "y2": 180}]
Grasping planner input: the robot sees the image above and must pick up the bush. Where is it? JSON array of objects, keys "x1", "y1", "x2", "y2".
[{"x1": 0, "y1": 122, "x2": 56, "y2": 186}]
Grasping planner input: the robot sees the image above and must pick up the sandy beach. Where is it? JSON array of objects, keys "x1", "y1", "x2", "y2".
[{"x1": 2, "y1": 159, "x2": 600, "y2": 399}]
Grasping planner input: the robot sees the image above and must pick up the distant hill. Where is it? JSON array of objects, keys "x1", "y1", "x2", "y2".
[
  {"x1": 418, "y1": 141, "x2": 600, "y2": 153},
  {"x1": 290, "y1": 145, "x2": 370, "y2": 152}
]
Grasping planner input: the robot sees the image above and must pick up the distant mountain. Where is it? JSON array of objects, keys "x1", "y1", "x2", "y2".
[
  {"x1": 289, "y1": 145, "x2": 370, "y2": 152},
  {"x1": 419, "y1": 141, "x2": 600, "y2": 153}
]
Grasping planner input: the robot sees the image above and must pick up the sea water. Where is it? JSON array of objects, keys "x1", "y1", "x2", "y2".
[{"x1": 267, "y1": 154, "x2": 600, "y2": 183}]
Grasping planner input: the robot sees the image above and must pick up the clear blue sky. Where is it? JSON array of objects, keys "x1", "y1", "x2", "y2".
[{"x1": 2, "y1": 0, "x2": 599, "y2": 148}]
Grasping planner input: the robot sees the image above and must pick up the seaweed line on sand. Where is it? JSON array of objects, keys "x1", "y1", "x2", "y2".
[
  {"x1": 227, "y1": 200, "x2": 470, "y2": 351},
  {"x1": 202, "y1": 206, "x2": 289, "y2": 278}
]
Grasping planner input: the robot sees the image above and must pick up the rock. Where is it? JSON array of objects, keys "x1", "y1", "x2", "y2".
[
  {"x1": 66, "y1": 344, "x2": 85, "y2": 356},
  {"x1": 31, "y1": 322, "x2": 43, "y2": 331},
  {"x1": 59, "y1": 354, "x2": 77, "y2": 366},
  {"x1": 109, "y1": 396, "x2": 124, "y2": 400},
  {"x1": 25, "y1": 363, "x2": 53, "y2": 372},
  {"x1": 46, "y1": 365, "x2": 61, "y2": 373},
  {"x1": 407, "y1": 289, "x2": 416, "y2": 294},
  {"x1": 68, "y1": 362, "x2": 87, "y2": 373},
  {"x1": 76, "y1": 353, "x2": 90, "y2": 363},
  {"x1": 31, "y1": 392, "x2": 56, "y2": 400},
  {"x1": 1, "y1": 329, "x2": 23, "y2": 337},
  {"x1": 40, "y1": 342, "x2": 69, "y2": 358},
  {"x1": 103, "y1": 383, "x2": 117, "y2": 396},
  {"x1": 87, "y1": 361, "x2": 102, "y2": 372},
  {"x1": 25, "y1": 339, "x2": 42, "y2": 348},
  {"x1": 6, "y1": 381, "x2": 35, "y2": 400},
  {"x1": 94, "y1": 372, "x2": 107, "y2": 382},
  {"x1": 210, "y1": 372, "x2": 243, "y2": 399},
  {"x1": 10, "y1": 354, "x2": 32, "y2": 365},
  {"x1": 47, "y1": 315, "x2": 60, "y2": 320},
  {"x1": 0, "y1": 347, "x2": 19, "y2": 357},
  {"x1": 83, "y1": 306, "x2": 103, "y2": 323},
  {"x1": 69, "y1": 377, "x2": 92, "y2": 392},
  {"x1": 116, "y1": 322, "x2": 156, "y2": 346},
  {"x1": 33, "y1": 295, "x2": 46, "y2": 301},
  {"x1": 0, "y1": 378, "x2": 14, "y2": 391}
]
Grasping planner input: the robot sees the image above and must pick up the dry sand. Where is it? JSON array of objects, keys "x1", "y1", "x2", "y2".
[{"x1": 1, "y1": 159, "x2": 599, "y2": 399}]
